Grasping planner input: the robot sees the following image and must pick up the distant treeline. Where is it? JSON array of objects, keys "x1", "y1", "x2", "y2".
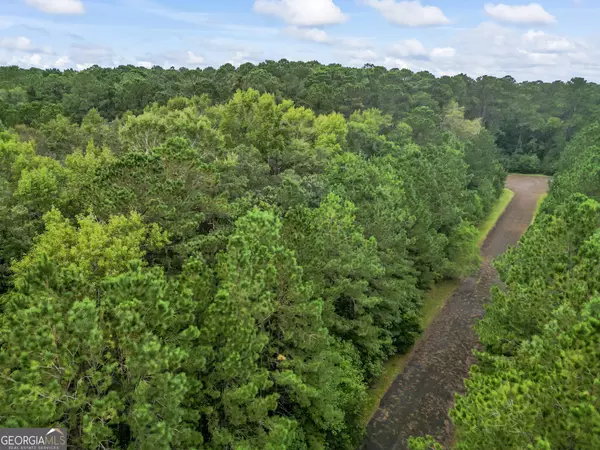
[{"x1": 2, "y1": 61, "x2": 600, "y2": 173}]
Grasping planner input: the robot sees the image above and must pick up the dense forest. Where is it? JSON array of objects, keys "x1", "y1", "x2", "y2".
[
  {"x1": 0, "y1": 61, "x2": 599, "y2": 449},
  {"x1": 3, "y1": 62, "x2": 600, "y2": 174}
]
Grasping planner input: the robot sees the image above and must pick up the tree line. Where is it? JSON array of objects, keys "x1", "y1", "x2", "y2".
[
  {"x1": 2, "y1": 62, "x2": 600, "y2": 174},
  {"x1": 410, "y1": 123, "x2": 600, "y2": 449}
]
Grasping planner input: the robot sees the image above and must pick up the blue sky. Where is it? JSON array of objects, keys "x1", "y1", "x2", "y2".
[{"x1": 1, "y1": 0, "x2": 599, "y2": 80}]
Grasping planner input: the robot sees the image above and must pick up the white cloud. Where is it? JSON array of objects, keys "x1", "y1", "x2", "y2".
[
  {"x1": 285, "y1": 26, "x2": 329, "y2": 43},
  {"x1": 436, "y1": 22, "x2": 597, "y2": 81},
  {"x1": 519, "y1": 49, "x2": 559, "y2": 65},
  {"x1": 24, "y1": 0, "x2": 85, "y2": 15},
  {"x1": 25, "y1": 53, "x2": 41, "y2": 65},
  {"x1": 382, "y1": 57, "x2": 411, "y2": 69},
  {"x1": 254, "y1": 0, "x2": 347, "y2": 26},
  {"x1": 430, "y1": 47, "x2": 456, "y2": 59},
  {"x1": 137, "y1": 60, "x2": 153, "y2": 69},
  {"x1": 438, "y1": 69, "x2": 460, "y2": 77},
  {"x1": 227, "y1": 51, "x2": 262, "y2": 66},
  {"x1": 365, "y1": 0, "x2": 450, "y2": 27},
  {"x1": 24, "y1": 53, "x2": 42, "y2": 66},
  {"x1": 386, "y1": 40, "x2": 455, "y2": 63},
  {"x1": 484, "y1": 3, "x2": 556, "y2": 24},
  {"x1": 0, "y1": 36, "x2": 33, "y2": 51},
  {"x1": 523, "y1": 30, "x2": 544, "y2": 40},
  {"x1": 336, "y1": 48, "x2": 378, "y2": 66},
  {"x1": 342, "y1": 21, "x2": 593, "y2": 80},
  {"x1": 284, "y1": 26, "x2": 375, "y2": 51},
  {"x1": 0, "y1": 52, "x2": 50, "y2": 68},
  {"x1": 389, "y1": 39, "x2": 428, "y2": 57},
  {"x1": 186, "y1": 51, "x2": 205, "y2": 65},
  {"x1": 523, "y1": 30, "x2": 575, "y2": 53},
  {"x1": 0, "y1": 36, "x2": 51, "y2": 54},
  {"x1": 55, "y1": 55, "x2": 71, "y2": 67}
]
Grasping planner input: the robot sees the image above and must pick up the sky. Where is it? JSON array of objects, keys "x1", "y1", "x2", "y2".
[{"x1": 1, "y1": 0, "x2": 599, "y2": 81}]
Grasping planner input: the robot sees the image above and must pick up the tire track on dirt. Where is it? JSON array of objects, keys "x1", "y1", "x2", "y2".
[{"x1": 361, "y1": 175, "x2": 549, "y2": 450}]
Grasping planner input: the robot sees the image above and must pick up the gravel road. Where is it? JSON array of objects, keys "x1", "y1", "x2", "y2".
[{"x1": 361, "y1": 175, "x2": 549, "y2": 450}]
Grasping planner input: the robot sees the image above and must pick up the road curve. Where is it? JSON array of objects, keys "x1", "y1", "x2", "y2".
[{"x1": 362, "y1": 175, "x2": 549, "y2": 450}]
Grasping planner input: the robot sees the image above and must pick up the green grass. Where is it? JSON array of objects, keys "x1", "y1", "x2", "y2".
[
  {"x1": 362, "y1": 188, "x2": 516, "y2": 425},
  {"x1": 476, "y1": 188, "x2": 515, "y2": 246},
  {"x1": 421, "y1": 280, "x2": 461, "y2": 329},
  {"x1": 508, "y1": 173, "x2": 549, "y2": 177},
  {"x1": 534, "y1": 193, "x2": 548, "y2": 220}
]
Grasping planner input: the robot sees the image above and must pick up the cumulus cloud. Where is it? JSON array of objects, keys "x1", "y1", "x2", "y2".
[
  {"x1": 0, "y1": 36, "x2": 33, "y2": 51},
  {"x1": 430, "y1": 47, "x2": 456, "y2": 59},
  {"x1": 519, "y1": 50, "x2": 559, "y2": 65},
  {"x1": 227, "y1": 51, "x2": 262, "y2": 66},
  {"x1": 0, "y1": 52, "x2": 54, "y2": 68},
  {"x1": 484, "y1": 3, "x2": 556, "y2": 24},
  {"x1": 54, "y1": 55, "x2": 71, "y2": 67},
  {"x1": 335, "y1": 48, "x2": 378, "y2": 67},
  {"x1": 365, "y1": 0, "x2": 450, "y2": 27},
  {"x1": 388, "y1": 39, "x2": 428, "y2": 57},
  {"x1": 439, "y1": 22, "x2": 595, "y2": 81},
  {"x1": 382, "y1": 57, "x2": 411, "y2": 69},
  {"x1": 385, "y1": 39, "x2": 455, "y2": 63},
  {"x1": 254, "y1": 0, "x2": 347, "y2": 26},
  {"x1": 284, "y1": 27, "x2": 374, "y2": 51},
  {"x1": 285, "y1": 26, "x2": 329, "y2": 43},
  {"x1": 186, "y1": 51, "x2": 205, "y2": 65},
  {"x1": 24, "y1": 0, "x2": 85, "y2": 15},
  {"x1": 358, "y1": 22, "x2": 596, "y2": 81},
  {"x1": 523, "y1": 30, "x2": 575, "y2": 53},
  {"x1": 137, "y1": 60, "x2": 153, "y2": 69},
  {"x1": 0, "y1": 36, "x2": 52, "y2": 54}
]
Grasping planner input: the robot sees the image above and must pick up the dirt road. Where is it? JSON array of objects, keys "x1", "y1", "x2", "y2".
[{"x1": 362, "y1": 175, "x2": 549, "y2": 450}]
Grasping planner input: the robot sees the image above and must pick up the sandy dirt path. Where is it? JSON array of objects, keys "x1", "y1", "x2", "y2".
[{"x1": 361, "y1": 175, "x2": 549, "y2": 450}]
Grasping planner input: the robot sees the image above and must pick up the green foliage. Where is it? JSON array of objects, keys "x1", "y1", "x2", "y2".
[
  {"x1": 283, "y1": 193, "x2": 389, "y2": 380},
  {"x1": 453, "y1": 298, "x2": 600, "y2": 449},
  {"x1": 545, "y1": 122, "x2": 600, "y2": 212},
  {"x1": 408, "y1": 436, "x2": 444, "y2": 450},
  {"x1": 478, "y1": 194, "x2": 600, "y2": 355},
  {"x1": 0, "y1": 211, "x2": 193, "y2": 449}
]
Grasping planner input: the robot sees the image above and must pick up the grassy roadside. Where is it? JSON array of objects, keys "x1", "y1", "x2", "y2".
[
  {"x1": 361, "y1": 188, "x2": 515, "y2": 424},
  {"x1": 534, "y1": 193, "x2": 548, "y2": 220},
  {"x1": 508, "y1": 173, "x2": 549, "y2": 177},
  {"x1": 476, "y1": 188, "x2": 515, "y2": 246}
]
